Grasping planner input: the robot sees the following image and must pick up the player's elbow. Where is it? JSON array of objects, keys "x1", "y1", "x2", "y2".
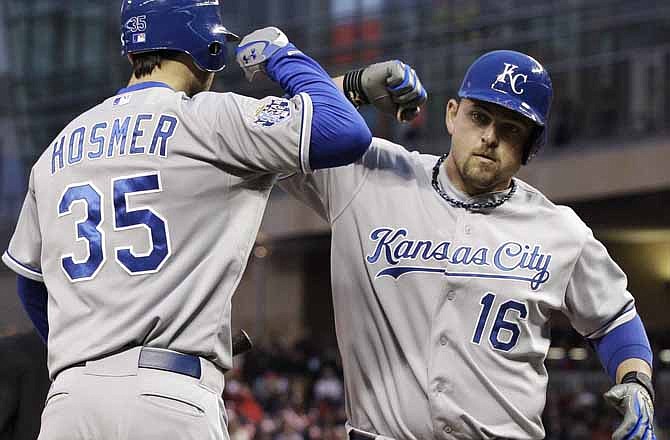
[
  {"x1": 342, "y1": 117, "x2": 373, "y2": 162},
  {"x1": 309, "y1": 116, "x2": 371, "y2": 170}
]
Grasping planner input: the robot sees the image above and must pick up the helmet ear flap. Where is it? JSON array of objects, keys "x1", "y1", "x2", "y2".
[{"x1": 522, "y1": 126, "x2": 546, "y2": 165}]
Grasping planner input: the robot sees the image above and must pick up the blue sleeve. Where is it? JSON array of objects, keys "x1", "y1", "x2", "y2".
[
  {"x1": 16, "y1": 274, "x2": 49, "y2": 343},
  {"x1": 266, "y1": 45, "x2": 372, "y2": 170},
  {"x1": 591, "y1": 314, "x2": 652, "y2": 381}
]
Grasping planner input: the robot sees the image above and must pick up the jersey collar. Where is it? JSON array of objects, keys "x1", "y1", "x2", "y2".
[{"x1": 116, "y1": 81, "x2": 173, "y2": 95}]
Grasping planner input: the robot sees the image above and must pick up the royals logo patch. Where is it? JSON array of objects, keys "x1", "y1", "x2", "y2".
[{"x1": 253, "y1": 99, "x2": 291, "y2": 127}]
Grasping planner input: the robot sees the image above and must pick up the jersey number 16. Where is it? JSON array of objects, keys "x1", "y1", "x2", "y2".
[{"x1": 471, "y1": 292, "x2": 528, "y2": 351}]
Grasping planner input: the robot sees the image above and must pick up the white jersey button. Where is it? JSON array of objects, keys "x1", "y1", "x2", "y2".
[
  {"x1": 464, "y1": 225, "x2": 472, "y2": 234},
  {"x1": 443, "y1": 425, "x2": 453, "y2": 434},
  {"x1": 446, "y1": 290, "x2": 456, "y2": 300},
  {"x1": 439, "y1": 335, "x2": 448, "y2": 346}
]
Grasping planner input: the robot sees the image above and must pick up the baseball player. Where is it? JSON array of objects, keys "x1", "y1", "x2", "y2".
[
  {"x1": 281, "y1": 51, "x2": 656, "y2": 439},
  {"x1": 1, "y1": 1, "x2": 375, "y2": 439}
]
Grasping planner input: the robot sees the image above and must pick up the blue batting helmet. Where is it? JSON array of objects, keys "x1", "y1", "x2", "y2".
[
  {"x1": 120, "y1": 0, "x2": 240, "y2": 73},
  {"x1": 458, "y1": 50, "x2": 553, "y2": 164}
]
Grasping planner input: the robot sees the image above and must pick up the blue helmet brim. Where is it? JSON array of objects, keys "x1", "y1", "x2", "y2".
[{"x1": 458, "y1": 88, "x2": 548, "y2": 127}]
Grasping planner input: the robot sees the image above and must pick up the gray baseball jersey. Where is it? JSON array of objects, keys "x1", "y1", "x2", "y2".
[
  {"x1": 3, "y1": 83, "x2": 313, "y2": 379},
  {"x1": 280, "y1": 138, "x2": 635, "y2": 439}
]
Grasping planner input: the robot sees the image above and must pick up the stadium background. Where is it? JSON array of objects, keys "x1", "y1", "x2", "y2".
[{"x1": 0, "y1": 0, "x2": 669, "y2": 438}]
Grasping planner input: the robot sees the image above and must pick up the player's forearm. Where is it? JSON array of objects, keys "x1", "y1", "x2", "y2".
[
  {"x1": 615, "y1": 358, "x2": 652, "y2": 383},
  {"x1": 592, "y1": 314, "x2": 652, "y2": 382},
  {"x1": 266, "y1": 47, "x2": 347, "y2": 101},
  {"x1": 332, "y1": 76, "x2": 344, "y2": 91}
]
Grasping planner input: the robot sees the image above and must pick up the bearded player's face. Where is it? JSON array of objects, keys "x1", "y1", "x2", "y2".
[{"x1": 445, "y1": 98, "x2": 533, "y2": 196}]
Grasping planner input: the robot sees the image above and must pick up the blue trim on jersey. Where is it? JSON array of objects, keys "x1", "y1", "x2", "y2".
[
  {"x1": 376, "y1": 266, "x2": 546, "y2": 290},
  {"x1": 116, "y1": 81, "x2": 173, "y2": 95},
  {"x1": 17, "y1": 275, "x2": 48, "y2": 343},
  {"x1": 296, "y1": 93, "x2": 308, "y2": 174},
  {"x1": 5, "y1": 251, "x2": 42, "y2": 275},
  {"x1": 265, "y1": 44, "x2": 371, "y2": 170},
  {"x1": 378, "y1": 266, "x2": 445, "y2": 278},
  {"x1": 585, "y1": 300, "x2": 635, "y2": 338},
  {"x1": 592, "y1": 314, "x2": 652, "y2": 381}
]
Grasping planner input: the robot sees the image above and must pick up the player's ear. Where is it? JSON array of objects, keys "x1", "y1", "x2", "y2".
[{"x1": 445, "y1": 99, "x2": 459, "y2": 135}]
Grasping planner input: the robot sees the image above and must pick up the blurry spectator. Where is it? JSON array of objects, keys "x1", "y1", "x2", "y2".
[
  {"x1": 275, "y1": 420, "x2": 303, "y2": 440},
  {"x1": 253, "y1": 371, "x2": 290, "y2": 414},
  {"x1": 322, "y1": 424, "x2": 347, "y2": 440},
  {"x1": 224, "y1": 369, "x2": 264, "y2": 424},
  {"x1": 227, "y1": 409, "x2": 254, "y2": 440},
  {"x1": 313, "y1": 366, "x2": 343, "y2": 404}
]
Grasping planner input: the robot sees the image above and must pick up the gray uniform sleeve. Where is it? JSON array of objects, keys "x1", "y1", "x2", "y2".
[
  {"x1": 563, "y1": 227, "x2": 635, "y2": 338},
  {"x1": 2, "y1": 170, "x2": 43, "y2": 281},
  {"x1": 188, "y1": 91, "x2": 313, "y2": 175},
  {"x1": 278, "y1": 138, "x2": 380, "y2": 223}
]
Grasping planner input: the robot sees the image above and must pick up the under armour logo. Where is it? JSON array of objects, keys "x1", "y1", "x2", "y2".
[
  {"x1": 242, "y1": 48, "x2": 258, "y2": 65},
  {"x1": 491, "y1": 63, "x2": 528, "y2": 95}
]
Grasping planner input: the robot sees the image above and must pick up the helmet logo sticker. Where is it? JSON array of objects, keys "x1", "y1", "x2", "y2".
[{"x1": 491, "y1": 63, "x2": 528, "y2": 95}]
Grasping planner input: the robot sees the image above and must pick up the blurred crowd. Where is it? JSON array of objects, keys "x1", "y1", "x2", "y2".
[
  {"x1": 225, "y1": 333, "x2": 670, "y2": 440},
  {"x1": 1, "y1": 330, "x2": 668, "y2": 440},
  {"x1": 225, "y1": 339, "x2": 347, "y2": 440}
]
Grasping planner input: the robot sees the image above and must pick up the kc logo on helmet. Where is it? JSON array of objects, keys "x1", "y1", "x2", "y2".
[{"x1": 491, "y1": 63, "x2": 528, "y2": 95}]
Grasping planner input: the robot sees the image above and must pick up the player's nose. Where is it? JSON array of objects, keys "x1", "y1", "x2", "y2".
[{"x1": 481, "y1": 124, "x2": 499, "y2": 148}]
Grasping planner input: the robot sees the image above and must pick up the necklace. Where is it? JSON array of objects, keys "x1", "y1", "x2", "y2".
[{"x1": 431, "y1": 154, "x2": 516, "y2": 211}]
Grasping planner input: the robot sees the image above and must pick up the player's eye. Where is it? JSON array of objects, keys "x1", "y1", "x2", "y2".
[
  {"x1": 471, "y1": 111, "x2": 489, "y2": 125},
  {"x1": 505, "y1": 124, "x2": 521, "y2": 135},
  {"x1": 500, "y1": 123, "x2": 529, "y2": 144},
  {"x1": 503, "y1": 123, "x2": 526, "y2": 137}
]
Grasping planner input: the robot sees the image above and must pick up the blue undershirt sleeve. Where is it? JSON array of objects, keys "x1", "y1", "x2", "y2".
[
  {"x1": 266, "y1": 45, "x2": 372, "y2": 170},
  {"x1": 17, "y1": 274, "x2": 49, "y2": 343},
  {"x1": 591, "y1": 314, "x2": 652, "y2": 381}
]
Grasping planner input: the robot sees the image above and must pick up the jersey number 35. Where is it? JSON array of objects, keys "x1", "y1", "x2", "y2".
[{"x1": 57, "y1": 172, "x2": 170, "y2": 282}]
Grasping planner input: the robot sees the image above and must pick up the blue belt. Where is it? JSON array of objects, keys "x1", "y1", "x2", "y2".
[
  {"x1": 69, "y1": 347, "x2": 202, "y2": 379},
  {"x1": 138, "y1": 347, "x2": 201, "y2": 379}
]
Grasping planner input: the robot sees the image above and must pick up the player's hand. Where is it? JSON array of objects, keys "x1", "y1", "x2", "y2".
[
  {"x1": 604, "y1": 382, "x2": 656, "y2": 440},
  {"x1": 343, "y1": 60, "x2": 428, "y2": 123},
  {"x1": 235, "y1": 27, "x2": 291, "y2": 82}
]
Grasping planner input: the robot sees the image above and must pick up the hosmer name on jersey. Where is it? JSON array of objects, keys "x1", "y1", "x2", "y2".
[
  {"x1": 51, "y1": 113, "x2": 178, "y2": 175},
  {"x1": 366, "y1": 227, "x2": 552, "y2": 290}
]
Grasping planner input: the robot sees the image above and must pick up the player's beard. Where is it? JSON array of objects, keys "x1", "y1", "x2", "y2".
[{"x1": 460, "y1": 154, "x2": 505, "y2": 194}]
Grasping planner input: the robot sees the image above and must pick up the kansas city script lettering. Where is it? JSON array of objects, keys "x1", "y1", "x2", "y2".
[{"x1": 366, "y1": 227, "x2": 552, "y2": 288}]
